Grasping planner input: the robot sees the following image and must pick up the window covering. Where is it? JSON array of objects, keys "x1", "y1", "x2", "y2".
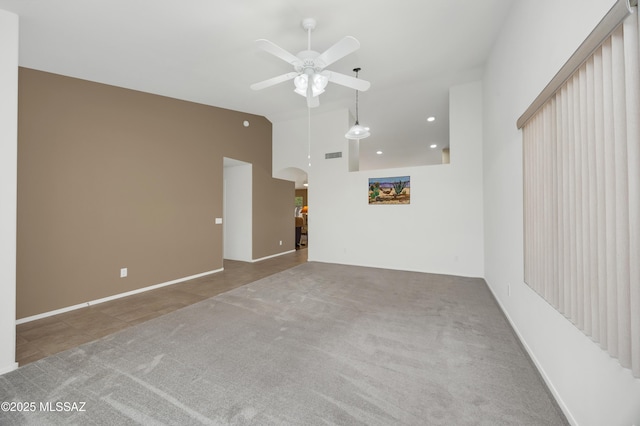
[{"x1": 523, "y1": 7, "x2": 639, "y2": 377}]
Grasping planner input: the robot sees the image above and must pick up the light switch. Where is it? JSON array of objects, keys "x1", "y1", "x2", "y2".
[{"x1": 215, "y1": 218, "x2": 223, "y2": 224}]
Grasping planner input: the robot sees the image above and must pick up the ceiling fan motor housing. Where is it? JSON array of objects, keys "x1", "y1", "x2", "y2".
[{"x1": 295, "y1": 51, "x2": 324, "y2": 74}]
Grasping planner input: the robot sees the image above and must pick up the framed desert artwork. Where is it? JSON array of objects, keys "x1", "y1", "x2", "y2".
[{"x1": 368, "y1": 176, "x2": 410, "y2": 205}]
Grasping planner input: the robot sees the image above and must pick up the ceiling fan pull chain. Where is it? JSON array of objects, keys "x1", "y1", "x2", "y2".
[{"x1": 308, "y1": 106, "x2": 312, "y2": 167}]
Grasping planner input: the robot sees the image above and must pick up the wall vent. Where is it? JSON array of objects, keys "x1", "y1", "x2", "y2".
[{"x1": 325, "y1": 152, "x2": 342, "y2": 159}]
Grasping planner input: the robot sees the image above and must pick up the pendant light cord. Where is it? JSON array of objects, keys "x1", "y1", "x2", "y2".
[
  {"x1": 354, "y1": 68, "x2": 361, "y2": 125},
  {"x1": 355, "y1": 88, "x2": 359, "y2": 125}
]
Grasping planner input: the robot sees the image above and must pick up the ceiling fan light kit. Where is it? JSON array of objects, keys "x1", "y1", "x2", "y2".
[
  {"x1": 250, "y1": 18, "x2": 371, "y2": 108},
  {"x1": 293, "y1": 73, "x2": 328, "y2": 97}
]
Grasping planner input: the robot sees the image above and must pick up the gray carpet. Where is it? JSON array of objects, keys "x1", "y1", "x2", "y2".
[{"x1": 0, "y1": 262, "x2": 567, "y2": 425}]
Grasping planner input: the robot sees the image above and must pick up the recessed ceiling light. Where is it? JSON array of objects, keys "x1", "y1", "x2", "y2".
[
  {"x1": 427, "y1": 116, "x2": 436, "y2": 122},
  {"x1": 430, "y1": 144, "x2": 437, "y2": 149},
  {"x1": 376, "y1": 151, "x2": 383, "y2": 155}
]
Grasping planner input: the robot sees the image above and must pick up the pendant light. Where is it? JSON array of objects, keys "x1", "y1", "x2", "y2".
[{"x1": 345, "y1": 67, "x2": 370, "y2": 140}]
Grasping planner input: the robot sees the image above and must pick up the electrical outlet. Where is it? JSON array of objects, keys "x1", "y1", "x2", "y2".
[
  {"x1": 507, "y1": 283, "x2": 511, "y2": 296},
  {"x1": 279, "y1": 240, "x2": 282, "y2": 246},
  {"x1": 120, "y1": 268, "x2": 128, "y2": 278}
]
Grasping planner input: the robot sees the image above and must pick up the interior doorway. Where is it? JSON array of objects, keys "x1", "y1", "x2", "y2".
[
  {"x1": 223, "y1": 157, "x2": 252, "y2": 262},
  {"x1": 295, "y1": 187, "x2": 308, "y2": 249},
  {"x1": 272, "y1": 166, "x2": 309, "y2": 251}
]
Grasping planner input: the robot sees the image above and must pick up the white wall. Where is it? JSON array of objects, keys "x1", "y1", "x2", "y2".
[
  {"x1": 273, "y1": 111, "x2": 316, "y2": 175},
  {"x1": 0, "y1": 9, "x2": 19, "y2": 375},
  {"x1": 223, "y1": 160, "x2": 252, "y2": 262},
  {"x1": 273, "y1": 81, "x2": 484, "y2": 278},
  {"x1": 483, "y1": 0, "x2": 640, "y2": 425}
]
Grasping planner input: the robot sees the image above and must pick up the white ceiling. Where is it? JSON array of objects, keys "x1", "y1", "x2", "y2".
[{"x1": 0, "y1": 0, "x2": 514, "y2": 170}]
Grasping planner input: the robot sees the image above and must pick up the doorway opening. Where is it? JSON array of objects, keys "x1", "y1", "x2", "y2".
[{"x1": 223, "y1": 157, "x2": 252, "y2": 262}]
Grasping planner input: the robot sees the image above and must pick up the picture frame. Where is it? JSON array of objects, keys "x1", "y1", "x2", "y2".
[{"x1": 368, "y1": 176, "x2": 410, "y2": 204}]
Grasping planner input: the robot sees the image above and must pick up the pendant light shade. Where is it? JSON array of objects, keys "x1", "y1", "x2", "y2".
[
  {"x1": 345, "y1": 123, "x2": 370, "y2": 139},
  {"x1": 345, "y1": 67, "x2": 370, "y2": 140}
]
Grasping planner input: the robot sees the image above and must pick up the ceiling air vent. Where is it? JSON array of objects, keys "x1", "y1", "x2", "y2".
[{"x1": 325, "y1": 152, "x2": 342, "y2": 159}]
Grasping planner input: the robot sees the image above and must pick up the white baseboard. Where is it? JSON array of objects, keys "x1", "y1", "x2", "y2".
[
  {"x1": 252, "y1": 250, "x2": 296, "y2": 263},
  {"x1": 16, "y1": 268, "x2": 224, "y2": 325},
  {"x1": 0, "y1": 362, "x2": 19, "y2": 375},
  {"x1": 485, "y1": 282, "x2": 577, "y2": 426}
]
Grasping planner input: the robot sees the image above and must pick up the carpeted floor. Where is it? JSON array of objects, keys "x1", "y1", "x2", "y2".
[{"x1": 0, "y1": 262, "x2": 567, "y2": 425}]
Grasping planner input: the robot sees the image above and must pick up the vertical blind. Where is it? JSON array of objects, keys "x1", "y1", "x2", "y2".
[{"x1": 523, "y1": 8, "x2": 639, "y2": 377}]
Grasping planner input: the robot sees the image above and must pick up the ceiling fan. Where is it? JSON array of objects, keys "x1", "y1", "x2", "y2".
[{"x1": 250, "y1": 18, "x2": 371, "y2": 108}]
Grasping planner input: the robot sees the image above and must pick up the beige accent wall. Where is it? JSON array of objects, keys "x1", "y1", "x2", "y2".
[{"x1": 17, "y1": 68, "x2": 293, "y2": 319}]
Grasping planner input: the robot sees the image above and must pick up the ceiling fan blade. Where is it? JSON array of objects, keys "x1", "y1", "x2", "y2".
[
  {"x1": 255, "y1": 39, "x2": 301, "y2": 66},
  {"x1": 322, "y1": 71, "x2": 371, "y2": 91},
  {"x1": 250, "y1": 72, "x2": 298, "y2": 91},
  {"x1": 316, "y1": 36, "x2": 360, "y2": 68}
]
